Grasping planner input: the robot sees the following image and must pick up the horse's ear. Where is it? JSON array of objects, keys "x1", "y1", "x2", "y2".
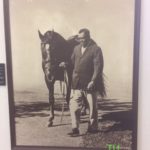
[
  {"x1": 51, "y1": 29, "x2": 54, "y2": 35},
  {"x1": 38, "y1": 30, "x2": 44, "y2": 40}
]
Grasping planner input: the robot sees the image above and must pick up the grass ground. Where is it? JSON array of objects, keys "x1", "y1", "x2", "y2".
[{"x1": 14, "y1": 89, "x2": 133, "y2": 150}]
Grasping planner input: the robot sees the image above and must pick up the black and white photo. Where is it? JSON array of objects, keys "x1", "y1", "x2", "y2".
[{"x1": 4, "y1": 0, "x2": 141, "y2": 149}]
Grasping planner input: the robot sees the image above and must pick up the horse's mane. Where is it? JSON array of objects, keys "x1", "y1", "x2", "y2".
[
  {"x1": 45, "y1": 31, "x2": 79, "y2": 46},
  {"x1": 44, "y1": 31, "x2": 67, "y2": 45}
]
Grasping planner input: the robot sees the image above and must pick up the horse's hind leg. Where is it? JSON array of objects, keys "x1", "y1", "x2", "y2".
[
  {"x1": 66, "y1": 70, "x2": 72, "y2": 105},
  {"x1": 66, "y1": 82, "x2": 71, "y2": 105},
  {"x1": 81, "y1": 94, "x2": 88, "y2": 116},
  {"x1": 48, "y1": 83, "x2": 55, "y2": 127}
]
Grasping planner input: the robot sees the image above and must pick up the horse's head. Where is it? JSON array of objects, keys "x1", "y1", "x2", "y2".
[
  {"x1": 38, "y1": 30, "x2": 56, "y2": 51},
  {"x1": 38, "y1": 30, "x2": 68, "y2": 82},
  {"x1": 39, "y1": 29, "x2": 68, "y2": 53}
]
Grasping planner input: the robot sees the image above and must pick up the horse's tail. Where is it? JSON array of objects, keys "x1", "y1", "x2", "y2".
[{"x1": 98, "y1": 73, "x2": 107, "y2": 98}]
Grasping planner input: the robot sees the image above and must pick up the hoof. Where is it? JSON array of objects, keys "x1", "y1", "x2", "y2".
[
  {"x1": 49, "y1": 116, "x2": 54, "y2": 122},
  {"x1": 48, "y1": 121, "x2": 53, "y2": 127}
]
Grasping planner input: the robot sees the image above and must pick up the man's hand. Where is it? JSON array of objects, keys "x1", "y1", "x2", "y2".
[
  {"x1": 59, "y1": 62, "x2": 67, "y2": 68},
  {"x1": 87, "y1": 81, "x2": 94, "y2": 91}
]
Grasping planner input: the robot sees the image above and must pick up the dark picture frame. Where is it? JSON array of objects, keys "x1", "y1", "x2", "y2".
[{"x1": 4, "y1": 0, "x2": 141, "y2": 150}]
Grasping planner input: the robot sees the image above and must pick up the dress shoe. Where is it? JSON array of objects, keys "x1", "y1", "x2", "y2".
[{"x1": 68, "y1": 128, "x2": 80, "y2": 137}]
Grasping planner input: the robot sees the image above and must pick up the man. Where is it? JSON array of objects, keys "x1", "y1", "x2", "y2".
[{"x1": 69, "y1": 28, "x2": 105, "y2": 136}]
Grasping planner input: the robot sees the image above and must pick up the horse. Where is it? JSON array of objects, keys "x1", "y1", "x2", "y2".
[
  {"x1": 38, "y1": 30, "x2": 106, "y2": 127},
  {"x1": 38, "y1": 30, "x2": 78, "y2": 127}
]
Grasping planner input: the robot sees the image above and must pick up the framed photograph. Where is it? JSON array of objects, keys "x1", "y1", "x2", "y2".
[{"x1": 4, "y1": 0, "x2": 141, "y2": 150}]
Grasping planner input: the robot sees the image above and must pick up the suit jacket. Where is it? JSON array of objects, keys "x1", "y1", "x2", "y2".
[{"x1": 71, "y1": 39, "x2": 105, "y2": 93}]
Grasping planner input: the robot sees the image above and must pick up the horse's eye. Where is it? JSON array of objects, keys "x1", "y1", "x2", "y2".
[{"x1": 45, "y1": 44, "x2": 50, "y2": 50}]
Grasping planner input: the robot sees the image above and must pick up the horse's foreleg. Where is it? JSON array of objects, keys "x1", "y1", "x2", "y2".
[{"x1": 48, "y1": 83, "x2": 55, "y2": 127}]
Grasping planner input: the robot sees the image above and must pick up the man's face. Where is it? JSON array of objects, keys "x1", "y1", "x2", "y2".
[{"x1": 78, "y1": 32, "x2": 90, "y2": 47}]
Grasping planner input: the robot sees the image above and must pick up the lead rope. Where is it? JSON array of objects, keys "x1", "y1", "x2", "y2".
[{"x1": 60, "y1": 69, "x2": 68, "y2": 123}]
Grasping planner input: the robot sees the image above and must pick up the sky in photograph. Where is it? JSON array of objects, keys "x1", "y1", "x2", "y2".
[{"x1": 9, "y1": 0, "x2": 135, "y2": 99}]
